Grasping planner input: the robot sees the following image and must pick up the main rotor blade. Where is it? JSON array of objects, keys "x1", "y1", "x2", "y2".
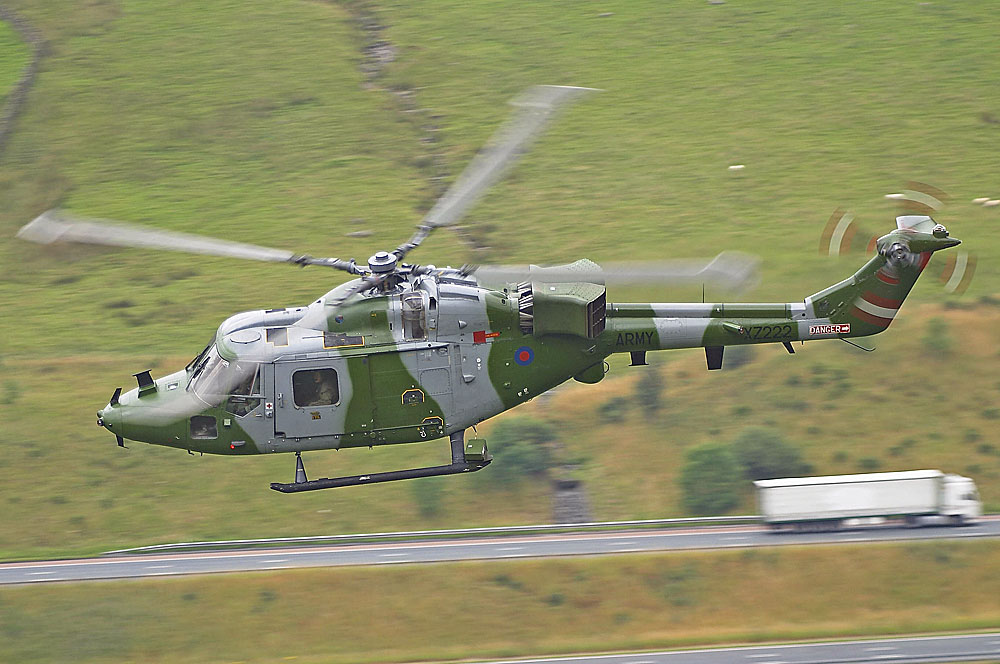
[
  {"x1": 396, "y1": 85, "x2": 600, "y2": 258},
  {"x1": 472, "y1": 251, "x2": 760, "y2": 293},
  {"x1": 18, "y1": 210, "x2": 297, "y2": 263}
]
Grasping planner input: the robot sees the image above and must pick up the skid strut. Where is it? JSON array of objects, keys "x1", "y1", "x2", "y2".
[{"x1": 270, "y1": 430, "x2": 491, "y2": 493}]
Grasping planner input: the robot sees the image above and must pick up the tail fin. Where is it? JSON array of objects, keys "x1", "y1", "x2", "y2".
[{"x1": 805, "y1": 216, "x2": 960, "y2": 337}]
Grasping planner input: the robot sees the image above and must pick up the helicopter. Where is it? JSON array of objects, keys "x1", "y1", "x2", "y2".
[{"x1": 17, "y1": 86, "x2": 962, "y2": 493}]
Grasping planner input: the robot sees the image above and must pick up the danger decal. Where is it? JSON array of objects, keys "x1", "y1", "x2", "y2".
[{"x1": 809, "y1": 324, "x2": 851, "y2": 336}]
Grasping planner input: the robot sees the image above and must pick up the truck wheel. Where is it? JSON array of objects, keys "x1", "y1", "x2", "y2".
[
  {"x1": 904, "y1": 515, "x2": 919, "y2": 528},
  {"x1": 951, "y1": 515, "x2": 965, "y2": 527}
]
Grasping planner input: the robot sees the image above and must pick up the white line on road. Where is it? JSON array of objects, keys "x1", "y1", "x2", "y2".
[
  {"x1": 261, "y1": 559, "x2": 288, "y2": 564},
  {"x1": 28, "y1": 571, "x2": 54, "y2": 575},
  {"x1": 866, "y1": 647, "x2": 896, "y2": 651},
  {"x1": 379, "y1": 553, "x2": 408, "y2": 558},
  {"x1": 146, "y1": 565, "x2": 173, "y2": 569},
  {"x1": 498, "y1": 547, "x2": 525, "y2": 551}
]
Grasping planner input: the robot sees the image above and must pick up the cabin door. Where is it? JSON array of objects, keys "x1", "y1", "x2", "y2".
[{"x1": 272, "y1": 357, "x2": 373, "y2": 440}]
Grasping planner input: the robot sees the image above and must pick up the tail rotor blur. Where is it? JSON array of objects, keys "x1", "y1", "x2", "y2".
[{"x1": 819, "y1": 182, "x2": 976, "y2": 295}]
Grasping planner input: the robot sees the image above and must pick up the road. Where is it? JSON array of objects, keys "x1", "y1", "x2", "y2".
[
  {"x1": 467, "y1": 633, "x2": 1000, "y2": 664},
  {"x1": 1, "y1": 518, "x2": 998, "y2": 585}
]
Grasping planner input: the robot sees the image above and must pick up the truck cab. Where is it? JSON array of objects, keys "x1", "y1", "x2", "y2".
[{"x1": 940, "y1": 474, "x2": 982, "y2": 524}]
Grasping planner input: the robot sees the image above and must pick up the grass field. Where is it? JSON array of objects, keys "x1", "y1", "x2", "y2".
[
  {"x1": 0, "y1": 18, "x2": 29, "y2": 109},
  {"x1": 2, "y1": 539, "x2": 999, "y2": 663},
  {"x1": 1, "y1": 0, "x2": 1000, "y2": 561}
]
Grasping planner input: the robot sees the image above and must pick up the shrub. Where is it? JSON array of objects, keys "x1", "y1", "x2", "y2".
[
  {"x1": 598, "y1": 396, "x2": 629, "y2": 423},
  {"x1": 410, "y1": 477, "x2": 444, "y2": 517},
  {"x1": 922, "y1": 317, "x2": 953, "y2": 354},
  {"x1": 486, "y1": 416, "x2": 556, "y2": 483},
  {"x1": 679, "y1": 443, "x2": 741, "y2": 515},
  {"x1": 635, "y1": 366, "x2": 665, "y2": 413},
  {"x1": 724, "y1": 344, "x2": 754, "y2": 370},
  {"x1": 731, "y1": 427, "x2": 813, "y2": 481},
  {"x1": 857, "y1": 457, "x2": 882, "y2": 471}
]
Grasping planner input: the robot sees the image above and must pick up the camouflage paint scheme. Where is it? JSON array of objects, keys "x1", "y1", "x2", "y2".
[{"x1": 98, "y1": 216, "x2": 959, "y2": 458}]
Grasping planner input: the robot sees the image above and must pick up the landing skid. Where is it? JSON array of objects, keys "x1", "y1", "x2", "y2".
[{"x1": 270, "y1": 430, "x2": 491, "y2": 493}]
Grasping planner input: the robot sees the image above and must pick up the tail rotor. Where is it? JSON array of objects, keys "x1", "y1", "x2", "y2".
[{"x1": 819, "y1": 182, "x2": 976, "y2": 295}]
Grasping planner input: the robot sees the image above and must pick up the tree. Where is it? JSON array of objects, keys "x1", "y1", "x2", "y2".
[
  {"x1": 485, "y1": 416, "x2": 556, "y2": 484},
  {"x1": 635, "y1": 365, "x2": 665, "y2": 413},
  {"x1": 731, "y1": 427, "x2": 813, "y2": 481},
  {"x1": 679, "y1": 443, "x2": 742, "y2": 515}
]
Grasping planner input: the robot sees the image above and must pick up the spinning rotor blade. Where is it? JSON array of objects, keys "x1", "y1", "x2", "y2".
[
  {"x1": 884, "y1": 181, "x2": 949, "y2": 215},
  {"x1": 820, "y1": 183, "x2": 976, "y2": 295},
  {"x1": 19, "y1": 210, "x2": 296, "y2": 263},
  {"x1": 395, "y1": 85, "x2": 601, "y2": 258},
  {"x1": 472, "y1": 251, "x2": 760, "y2": 293},
  {"x1": 18, "y1": 210, "x2": 362, "y2": 273}
]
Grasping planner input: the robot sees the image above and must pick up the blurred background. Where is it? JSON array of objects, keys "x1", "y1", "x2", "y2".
[{"x1": 1, "y1": 1, "x2": 998, "y2": 661}]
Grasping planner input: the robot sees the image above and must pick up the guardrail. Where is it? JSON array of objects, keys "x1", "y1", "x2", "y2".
[{"x1": 103, "y1": 515, "x2": 760, "y2": 556}]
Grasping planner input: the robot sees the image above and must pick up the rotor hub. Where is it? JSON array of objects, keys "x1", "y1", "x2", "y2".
[{"x1": 368, "y1": 251, "x2": 398, "y2": 274}]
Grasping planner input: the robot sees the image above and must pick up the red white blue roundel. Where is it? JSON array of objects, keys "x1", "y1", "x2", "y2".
[{"x1": 515, "y1": 346, "x2": 534, "y2": 366}]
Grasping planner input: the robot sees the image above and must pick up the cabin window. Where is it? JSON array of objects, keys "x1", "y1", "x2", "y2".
[
  {"x1": 292, "y1": 368, "x2": 340, "y2": 407},
  {"x1": 190, "y1": 415, "x2": 218, "y2": 439},
  {"x1": 401, "y1": 293, "x2": 426, "y2": 340}
]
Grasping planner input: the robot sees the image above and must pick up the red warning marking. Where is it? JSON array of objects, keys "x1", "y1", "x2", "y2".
[
  {"x1": 851, "y1": 306, "x2": 893, "y2": 327},
  {"x1": 472, "y1": 330, "x2": 500, "y2": 344},
  {"x1": 861, "y1": 293, "x2": 902, "y2": 309},
  {"x1": 876, "y1": 269, "x2": 899, "y2": 285}
]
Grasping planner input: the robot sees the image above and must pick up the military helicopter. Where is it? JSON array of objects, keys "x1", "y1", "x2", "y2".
[{"x1": 18, "y1": 86, "x2": 962, "y2": 493}]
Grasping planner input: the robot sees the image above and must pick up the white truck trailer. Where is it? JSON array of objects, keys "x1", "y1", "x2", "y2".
[{"x1": 754, "y1": 470, "x2": 981, "y2": 532}]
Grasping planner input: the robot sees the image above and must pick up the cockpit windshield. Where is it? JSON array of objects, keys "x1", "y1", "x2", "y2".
[{"x1": 189, "y1": 345, "x2": 260, "y2": 407}]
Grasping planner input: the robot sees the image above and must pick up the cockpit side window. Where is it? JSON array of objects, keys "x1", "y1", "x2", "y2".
[
  {"x1": 190, "y1": 345, "x2": 260, "y2": 411},
  {"x1": 401, "y1": 292, "x2": 426, "y2": 340},
  {"x1": 226, "y1": 364, "x2": 262, "y2": 417}
]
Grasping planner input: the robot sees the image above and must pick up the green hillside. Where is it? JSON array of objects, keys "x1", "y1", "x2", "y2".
[
  {"x1": 1, "y1": 0, "x2": 999, "y2": 559},
  {"x1": 0, "y1": 19, "x2": 28, "y2": 108}
]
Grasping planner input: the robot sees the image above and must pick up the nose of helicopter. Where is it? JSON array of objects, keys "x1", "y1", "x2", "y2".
[{"x1": 97, "y1": 403, "x2": 124, "y2": 437}]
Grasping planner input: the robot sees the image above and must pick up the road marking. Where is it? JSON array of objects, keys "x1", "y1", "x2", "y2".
[
  {"x1": 614, "y1": 548, "x2": 642, "y2": 553},
  {"x1": 498, "y1": 546, "x2": 525, "y2": 551},
  {"x1": 502, "y1": 554, "x2": 528, "y2": 558},
  {"x1": 379, "y1": 553, "x2": 408, "y2": 558},
  {"x1": 28, "y1": 571, "x2": 54, "y2": 575},
  {"x1": 266, "y1": 566, "x2": 290, "y2": 570},
  {"x1": 262, "y1": 559, "x2": 288, "y2": 564},
  {"x1": 748, "y1": 655, "x2": 774, "y2": 659},
  {"x1": 724, "y1": 536, "x2": 750, "y2": 541},
  {"x1": 146, "y1": 565, "x2": 173, "y2": 569},
  {"x1": 607, "y1": 541, "x2": 637, "y2": 546}
]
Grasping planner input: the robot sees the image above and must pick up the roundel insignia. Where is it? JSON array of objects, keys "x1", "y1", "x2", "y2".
[{"x1": 514, "y1": 346, "x2": 534, "y2": 366}]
